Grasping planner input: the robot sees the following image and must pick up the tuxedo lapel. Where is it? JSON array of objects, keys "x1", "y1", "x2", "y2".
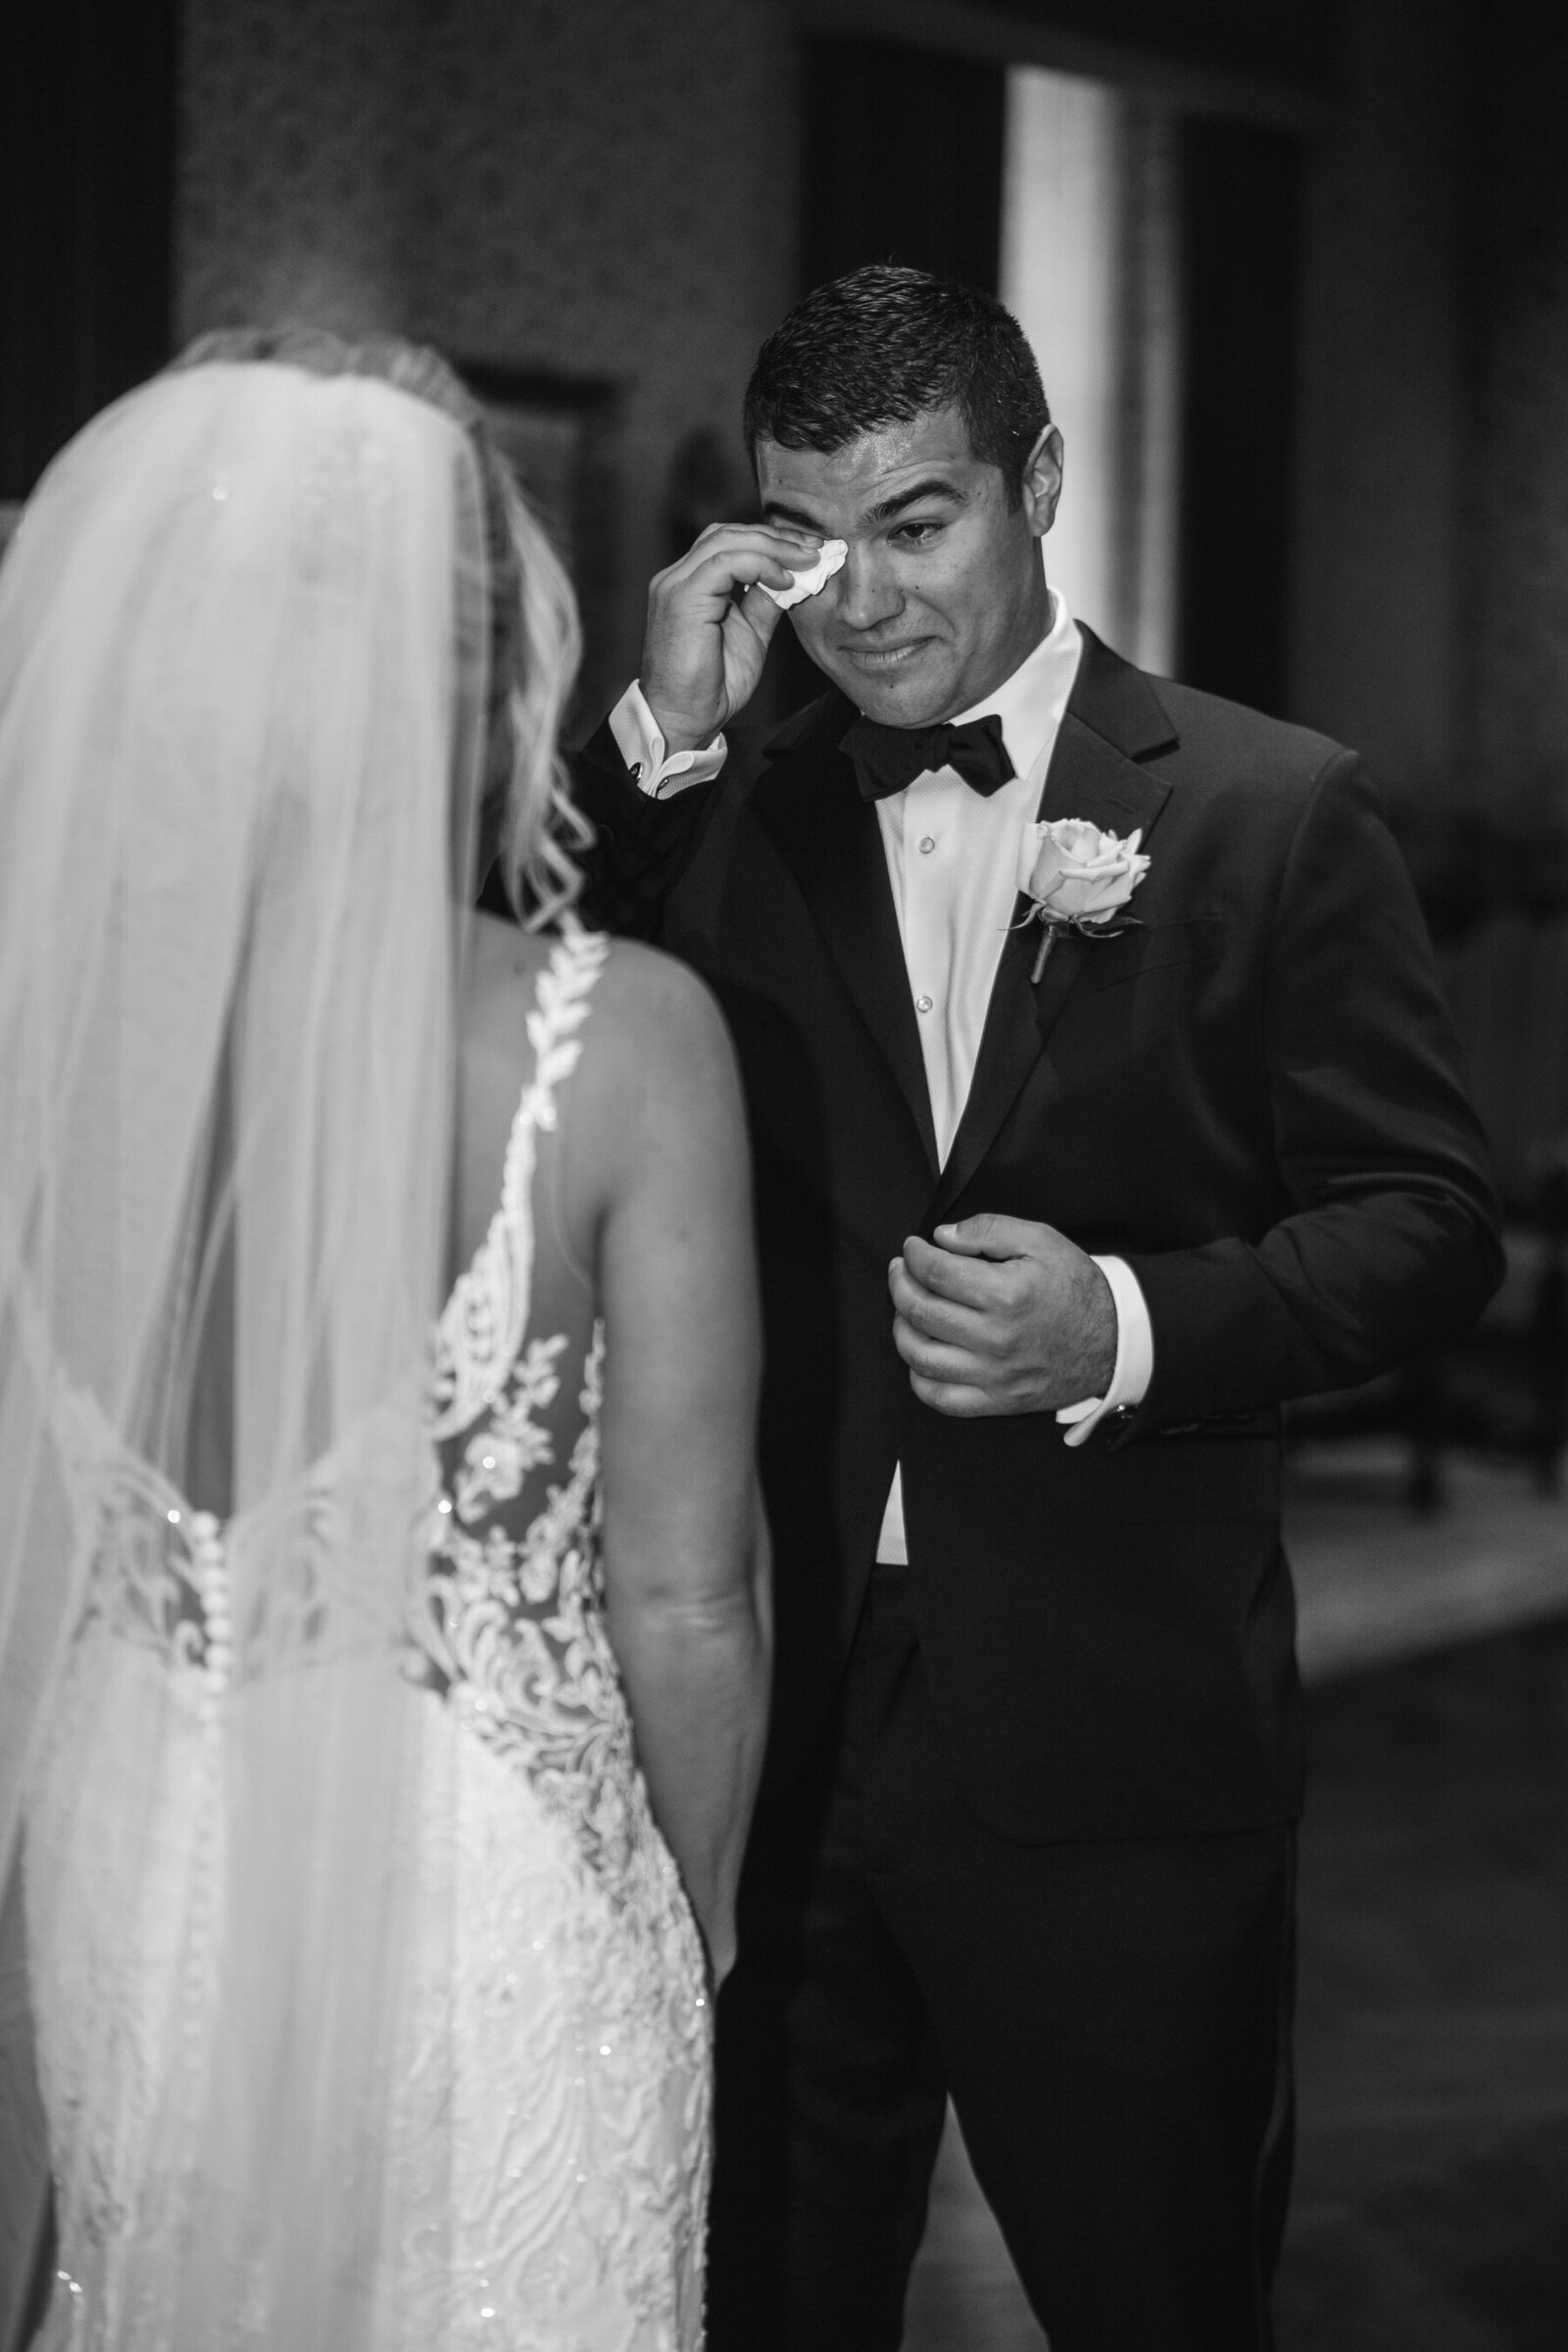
[
  {"x1": 751, "y1": 716, "x2": 941, "y2": 1175},
  {"x1": 928, "y1": 630, "x2": 1179, "y2": 1225}
]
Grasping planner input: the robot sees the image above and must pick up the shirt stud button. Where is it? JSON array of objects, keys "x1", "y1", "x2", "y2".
[
  {"x1": 918, "y1": 835, "x2": 936, "y2": 854},
  {"x1": 915, "y1": 994, "x2": 933, "y2": 1013}
]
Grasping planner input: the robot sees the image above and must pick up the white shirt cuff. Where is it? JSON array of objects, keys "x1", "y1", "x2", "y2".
[
  {"x1": 608, "y1": 680, "x2": 727, "y2": 798},
  {"x1": 1054, "y1": 1255, "x2": 1153, "y2": 1448}
]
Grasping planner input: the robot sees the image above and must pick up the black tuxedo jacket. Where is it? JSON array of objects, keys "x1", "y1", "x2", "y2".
[{"x1": 570, "y1": 630, "x2": 1501, "y2": 1840}]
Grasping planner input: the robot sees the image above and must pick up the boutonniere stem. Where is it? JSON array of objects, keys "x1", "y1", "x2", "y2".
[
  {"x1": 1031, "y1": 924, "x2": 1062, "y2": 985},
  {"x1": 1028, "y1": 912, "x2": 1141, "y2": 983}
]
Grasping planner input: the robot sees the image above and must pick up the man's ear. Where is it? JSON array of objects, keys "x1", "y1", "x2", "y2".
[{"x1": 1020, "y1": 425, "x2": 1063, "y2": 538}]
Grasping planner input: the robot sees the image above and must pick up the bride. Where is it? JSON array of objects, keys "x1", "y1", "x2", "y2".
[{"x1": 0, "y1": 331, "x2": 769, "y2": 2348}]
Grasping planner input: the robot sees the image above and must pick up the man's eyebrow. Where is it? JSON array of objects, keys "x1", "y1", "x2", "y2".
[
  {"x1": 760, "y1": 477, "x2": 968, "y2": 531},
  {"x1": 760, "y1": 498, "x2": 824, "y2": 529},
  {"x1": 862, "y1": 477, "x2": 966, "y2": 526}
]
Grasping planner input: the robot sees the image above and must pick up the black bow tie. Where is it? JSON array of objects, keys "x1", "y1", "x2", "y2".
[{"x1": 842, "y1": 710, "x2": 1016, "y2": 803}]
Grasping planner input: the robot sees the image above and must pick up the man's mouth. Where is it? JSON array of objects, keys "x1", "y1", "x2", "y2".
[{"x1": 839, "y1": 640, "x2": 929, "y2": 671}]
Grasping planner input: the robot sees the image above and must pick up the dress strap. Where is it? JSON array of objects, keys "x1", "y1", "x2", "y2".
[
  {"x1": 429, "y1": 919, "x2": 610, "y2": 1440},
  {"x1": 499, "y1": 916, "x2": 612, "y2": 1208}
]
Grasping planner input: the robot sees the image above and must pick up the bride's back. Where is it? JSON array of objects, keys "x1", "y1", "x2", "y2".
[{"x1": 450, "y1": 910, "x2": 757, "y2": 1520}]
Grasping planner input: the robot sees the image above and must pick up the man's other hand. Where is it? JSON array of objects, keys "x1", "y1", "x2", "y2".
[
  {"x1": 889, "y1": 1215, "x2": 1117, "y2": 1417},
  {"x1": 642, "y1": 523, "x2": 823, "y2": 755}
]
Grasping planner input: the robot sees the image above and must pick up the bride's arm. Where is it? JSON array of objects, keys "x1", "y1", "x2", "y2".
[
  {"x1": 588, "y1": 946, "x2": 769, "y2": 1986},
  {"x1": 0, "y1": 1854, "x2": 51, "y2": 2347}
]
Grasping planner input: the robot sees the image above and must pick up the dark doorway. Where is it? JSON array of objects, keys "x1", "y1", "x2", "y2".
[{"x1": 1176, "y1": 118, "x2": 1304, "y2": 717}]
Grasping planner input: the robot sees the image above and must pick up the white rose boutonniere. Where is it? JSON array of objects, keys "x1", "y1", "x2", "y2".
[{"x1": 1016, "y1": 817, "x2": 1152, "y2": 981}]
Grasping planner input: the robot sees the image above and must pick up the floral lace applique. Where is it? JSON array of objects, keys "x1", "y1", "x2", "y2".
[
  {"x1": 450, "y1": 1332, "x2": 566, "y2": 1521},
  {"x1": 428, "y1": 924, "x2": 609, "y2": 1443}
]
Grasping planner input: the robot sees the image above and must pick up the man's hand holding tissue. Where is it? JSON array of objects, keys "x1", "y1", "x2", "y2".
[{"x1": 642, "y1": 523, "x2": 846, "y2": 756}]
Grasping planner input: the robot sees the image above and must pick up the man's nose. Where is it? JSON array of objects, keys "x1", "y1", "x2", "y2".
[{"x1": 833, "y1": 543, "x2": 902, "y2": 633}]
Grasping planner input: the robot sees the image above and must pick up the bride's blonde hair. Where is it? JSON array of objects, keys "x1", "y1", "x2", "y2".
[{"x1": 172, "y1": 325, "x2": 590, "y2": 925}]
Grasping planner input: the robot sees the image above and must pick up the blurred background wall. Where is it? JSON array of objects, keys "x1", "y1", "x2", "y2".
[
  {"x1": 4, "y1": 0, "x2": 1568, "y2": 826},
  {"x1": 175, "y1": 0, "x2": 798, "y2": 703}
]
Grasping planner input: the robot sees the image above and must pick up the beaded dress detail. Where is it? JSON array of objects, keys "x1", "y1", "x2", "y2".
[{"x1": 24, "y1": 922, "x2": 711, "y2": 2350}]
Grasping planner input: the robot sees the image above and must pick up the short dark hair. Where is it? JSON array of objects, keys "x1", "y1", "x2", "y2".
[{"x1": 743, "y1": 266, "x2": 1051, "y2": 505}]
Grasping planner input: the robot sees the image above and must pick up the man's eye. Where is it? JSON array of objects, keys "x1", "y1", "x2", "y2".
[{"x1": 890, "y1": 520, "x2": 943, "y2": 547}]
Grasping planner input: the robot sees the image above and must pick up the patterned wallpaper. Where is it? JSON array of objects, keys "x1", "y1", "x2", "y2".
[
  {"x1": 178, "y1": 0, "x2": 799, "y2": 691},
  {"x1": 180, "y1": 0, "x2": 413, "y2": 341}
]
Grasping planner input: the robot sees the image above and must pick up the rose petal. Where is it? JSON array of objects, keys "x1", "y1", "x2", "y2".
[
  {"x1": 1020, "y1": 835, "x2": 1068, "y2": 898},
  {"x1": 1020, "y1": 819, "x2": 1152, "y2": 922},
  {"x1": 1048, "y1": 818, "x2": 1104, "y2": 861}
]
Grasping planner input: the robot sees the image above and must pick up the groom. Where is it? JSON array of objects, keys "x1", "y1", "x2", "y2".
[{"x1": 569, "y1": 266, "x2": 1500, "y2": 2349}]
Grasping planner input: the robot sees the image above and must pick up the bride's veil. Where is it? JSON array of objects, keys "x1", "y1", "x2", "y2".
[{"x1": 0, "y1": 355, "x2": 512, "y2": 2341}]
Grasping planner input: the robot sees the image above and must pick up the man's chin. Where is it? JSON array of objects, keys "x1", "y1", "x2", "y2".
[{"x1": 828, "y1": 658, "x2": 955, "y2": 729}]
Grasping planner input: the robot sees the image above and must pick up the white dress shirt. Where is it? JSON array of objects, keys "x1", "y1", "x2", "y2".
[{"x1": 608, "y1": 583, "x2": 1153, "y2": 1565}]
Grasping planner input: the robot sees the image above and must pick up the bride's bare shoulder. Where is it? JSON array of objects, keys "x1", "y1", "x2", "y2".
[
  {"x1": 465, "y1": 915, "x2": 733, "y2": 1107},
  {"x1": 571, "y1": 937, "x2": 741, "y2": 1165},
  {"x1": 572, "y1": 940, "x2": 748, "y2": 1224},
  {"x1": 458, "y1": 916, "x2": 746, "y2": 1279},
  {"x1": 589, "y1": 936, "x2": 731, "y2": 1060}
]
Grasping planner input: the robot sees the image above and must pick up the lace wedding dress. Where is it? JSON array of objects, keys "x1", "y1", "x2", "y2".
[{"x1": 24, "y1": 923, "x2": 711, "y2": 2350}]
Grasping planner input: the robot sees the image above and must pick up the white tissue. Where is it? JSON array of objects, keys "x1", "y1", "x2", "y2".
[{"x1": 761, "y1": 537, "x2": 848, "y2": 609}]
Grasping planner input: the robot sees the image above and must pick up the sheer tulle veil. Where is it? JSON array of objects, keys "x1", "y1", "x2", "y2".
[{"x1": 0, "y1": 353, "x2": 575, "y2": 2342}]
